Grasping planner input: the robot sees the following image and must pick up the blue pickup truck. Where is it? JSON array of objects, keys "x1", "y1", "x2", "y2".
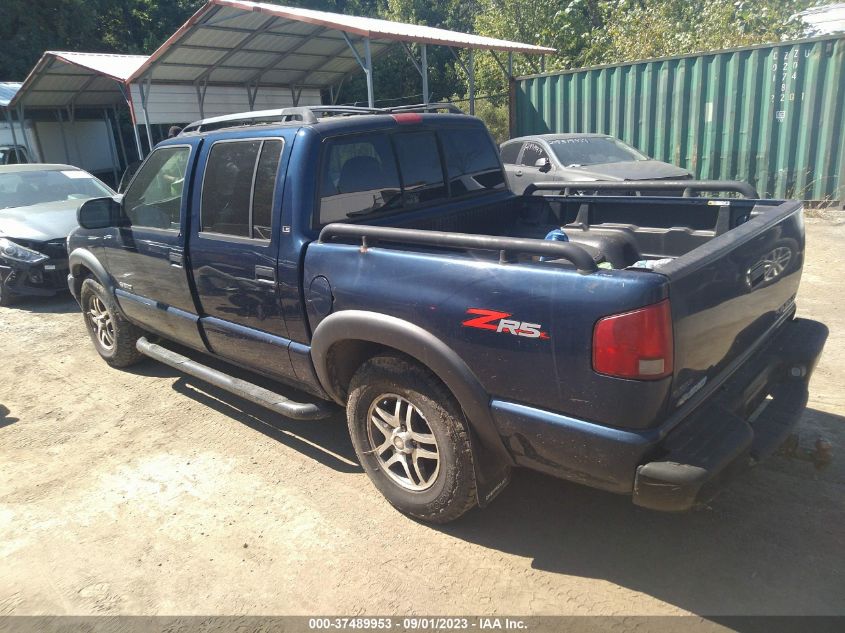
[{"x1": 67, "y1": 105, "x2": 827, "y2": 523}]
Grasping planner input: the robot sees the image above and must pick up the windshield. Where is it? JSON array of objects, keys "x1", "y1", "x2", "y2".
[
  {"x1": 548, "y1": 137, "x2": 647, "y2": 167},
  {"x1": 0, "y1": 169, "x2": 113, "y2": 210}
]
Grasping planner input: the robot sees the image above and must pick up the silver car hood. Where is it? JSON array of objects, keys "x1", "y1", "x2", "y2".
[
  {"x1": 567, "y1": 160, "x2": 691, "y2": 181},
  {"x1": 0, "y1": 198, "x2": 85, "y2": 242}
]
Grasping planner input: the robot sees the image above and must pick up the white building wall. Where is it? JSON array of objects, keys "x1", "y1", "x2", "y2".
[
  {"x1": 129, "y1": 84, "x2": 322, "y2": 125},
  {"x1": 32, "y1": 119, "x2": 118, "y2": 173},
  {"x1": 0, "y1": 119, "x2": 41, "y2": 160}
]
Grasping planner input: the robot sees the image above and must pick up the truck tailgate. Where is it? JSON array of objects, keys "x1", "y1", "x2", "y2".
[{"x1": 659, "y1": 200, "x2": 805, "y2": 414}]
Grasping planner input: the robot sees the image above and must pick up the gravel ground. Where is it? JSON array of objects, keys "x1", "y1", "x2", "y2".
[{"x1": 0, "y1": 217, "x2": 843, "y2": 617}]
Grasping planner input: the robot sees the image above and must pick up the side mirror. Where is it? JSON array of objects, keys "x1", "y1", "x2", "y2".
[
  {"x1": 535, "y1": 157, "x2": 552, "y2": 172},
  {"x1": 77, "y1": 197, "x2": 127, "y2": 230}
]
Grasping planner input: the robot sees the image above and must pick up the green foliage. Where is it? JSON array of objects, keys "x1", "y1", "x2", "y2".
[
  {"x1": 468, "y1": 98, "x2": 509, "y2": 144},
  {"x1": 591, "y1": 0, "x2": 813, "y2": 64},
  {"x1": 0, "y1": 1, "x2": 207, "y2": 78},
  {"x1": 0, "y1": 0, "x2": 103, "y2": 78},
  {"x1": 467, "y1": 0, "x2": 817, "y2": 116}
]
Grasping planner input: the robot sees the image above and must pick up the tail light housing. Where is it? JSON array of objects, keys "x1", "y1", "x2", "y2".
[{"x1": 592, "y1": 299, "x2": 673, "y2": 380}]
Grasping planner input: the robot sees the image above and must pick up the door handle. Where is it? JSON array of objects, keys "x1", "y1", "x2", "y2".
[
  {"x1": 168, "y1": 250, "x2": 183, "y2": 266},
  {"x1": 255, "y1": 265, "x2": 276, "y2": 286},
  {"x1": 515, "y1": 170, "x2": 523, "y2": 177}
]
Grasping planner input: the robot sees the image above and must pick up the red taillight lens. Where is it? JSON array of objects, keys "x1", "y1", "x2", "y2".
[
  {"x1": 391, "y1": 112, "x2": 423, "y2": 124},
  {"x1": 592, "y1": 299, "x2": 673, "y2": 380}
]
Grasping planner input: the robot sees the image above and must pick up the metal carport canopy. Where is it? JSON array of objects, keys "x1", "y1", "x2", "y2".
[
  {"x1": 129, "y1": 0, "x2": 555, "y2": 112},
  {"x1": 9, "y1": 51, "x2": 148, "y2": 110},
  {"x1": 8, "y1": 52, "x2": 149, "y2": 169}
]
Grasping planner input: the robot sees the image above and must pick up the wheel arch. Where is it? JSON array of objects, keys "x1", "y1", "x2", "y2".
[
  {"x1": 310, "y1": 310, "x2": 513, "y2": 505},
  {"x1": 68, "y1": 248, "x2": 114, "y2": 300}
]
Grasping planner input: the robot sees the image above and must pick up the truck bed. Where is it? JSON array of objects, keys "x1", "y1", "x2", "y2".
[{"x1": 313, "y1": 193, "x2": 804, "y2": 432}]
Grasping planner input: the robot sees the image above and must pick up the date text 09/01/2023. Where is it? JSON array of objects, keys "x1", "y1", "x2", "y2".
[{"x1": 307, "y1": 617, "x2": 528, "y2": 630}]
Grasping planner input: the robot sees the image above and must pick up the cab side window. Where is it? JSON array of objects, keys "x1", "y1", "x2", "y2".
[
  {"x1": 520, "y1": 142, "x2": 550, "y2": 167},
  {"x1": 318, "y1": 134, "x2": 401, "y2": 224},
  {"x1": 201, "y1": 139, "x2": 284, "y2": 239},
  {"x1": 123, "y1": 146, "x2": 190, "y2": 230},
  {"x1": 500, "y1": 142, "x2": 522, "y2": 165}
]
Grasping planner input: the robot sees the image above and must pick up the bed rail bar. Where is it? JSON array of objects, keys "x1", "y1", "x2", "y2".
[
  {"x1": 319, "y1": 223, "x2": 599, "y2": 274},
  {"x1": 524, "y1": 180, "x2": 760, "y2": 199}
]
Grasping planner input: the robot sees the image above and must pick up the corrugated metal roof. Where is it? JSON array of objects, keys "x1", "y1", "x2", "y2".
[
  {"x1": 219, "y1": 0, "x2": 555, "y2": 52},
  {"x1": 0, "y1": 82, "x2": 22, "y2": 107},
  {"x1": 48, "y1": 51, "x2": 149, "y2": 81},
  {"x1": 130, "y1": 0, "x2": 554, "y2": 88},
  {"x1": 10, "y1": 51, "x2": 149, "y2": 109}
]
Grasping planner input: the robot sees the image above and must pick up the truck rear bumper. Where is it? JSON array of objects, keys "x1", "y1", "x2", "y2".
[
  {"x1": 492, "y1": 317, "x2": 828, "y2": 510},
  {"x1": 633, "y1": 317, "x2": 827, "y2": 511}
]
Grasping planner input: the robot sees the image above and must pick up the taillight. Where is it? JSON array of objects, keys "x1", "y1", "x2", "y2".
[{"x1": 592, "y1": 299, "x2": 673, "y2": 380}]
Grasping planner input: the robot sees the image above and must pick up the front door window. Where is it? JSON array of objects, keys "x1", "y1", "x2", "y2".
[{"x1": 123, "y1": 146, "x2": 190, "y2": 230}]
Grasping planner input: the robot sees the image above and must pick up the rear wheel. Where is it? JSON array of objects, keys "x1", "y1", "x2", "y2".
[
  {"x1": 80, "y1": 278, "x2": 144, "y2": 367},
  {"x1": 346, "y1": 354, "x2": 477, "y2": 523}
]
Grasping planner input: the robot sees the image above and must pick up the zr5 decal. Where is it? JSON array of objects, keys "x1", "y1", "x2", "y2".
[{"x1": 461, "y1": 308, "x2": 550, "y2": 340}]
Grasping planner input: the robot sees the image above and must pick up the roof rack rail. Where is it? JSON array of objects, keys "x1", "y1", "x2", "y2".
[
  {"x1": 383, "y1": 103, "x2": 464, "y2": 114},
  {"x1": 181, "y1": 107, "x2": 318, "y2": 134},
  {"x1": 180, "y1": 101, "x2": 465, "y2": 134},
  {"x1": 308, "y1": 105, "x2": 383, "y2": 116}
]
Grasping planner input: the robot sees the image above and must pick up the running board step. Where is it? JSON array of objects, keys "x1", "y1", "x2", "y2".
[{"x1": 136, "y1": 337, "x2": 334, "y2": 420}]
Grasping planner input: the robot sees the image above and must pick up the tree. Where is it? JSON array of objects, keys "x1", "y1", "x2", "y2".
[
  {"x1": 469, "y1": 0, "x2": 609, "y2": 100},
  {"x1": 591, "y1": 0, "x2": 813, "y2": 64},
  {"x1": 0, "y1": 0, "x2": 103, "y2": 78}
]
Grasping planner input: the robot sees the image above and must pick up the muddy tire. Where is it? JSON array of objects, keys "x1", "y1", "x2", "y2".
[
  {"x1": 80, "y1": 278, "x2": 144, "y2": 368},
  {"x1": 346, "y1": 354, "x2": 477, "y2": 524}
]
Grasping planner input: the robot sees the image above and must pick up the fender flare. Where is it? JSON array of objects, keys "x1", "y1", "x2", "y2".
[
  {"x1": 310, "y1": 310, "x2": 513, "y2": 505},
  {"x1": 68, "y1": 248, "x2": 114, "y2": 298}
]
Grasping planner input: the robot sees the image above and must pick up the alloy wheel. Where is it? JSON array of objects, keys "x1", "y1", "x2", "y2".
[
  {"x1": 87, "y1": 295, "x2": 115, "y2": 350},
  {"x1": 366, "y1": 393, "x2": 440, "y2": 492}
]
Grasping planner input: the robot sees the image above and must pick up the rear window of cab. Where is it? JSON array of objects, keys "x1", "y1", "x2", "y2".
[{"x1": 318, "y1": 126, "x2": 505, "y2": 225}]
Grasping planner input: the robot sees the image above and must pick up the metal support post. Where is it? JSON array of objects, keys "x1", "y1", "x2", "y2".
[
  {"x1": 421, "y1": 44, "x2": 429, "y2": 105},
  {"x1": 468, "y1": 49, "x2": 475, "y2": 115},
  {"x1": 364, "y1": 38, "x2": 374, "y2": 108}
]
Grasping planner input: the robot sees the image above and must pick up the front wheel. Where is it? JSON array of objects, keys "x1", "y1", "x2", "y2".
[
  {"x1": 346, "y1": 354, "x2": 477, "y2": 523},
  {"x1": 80, "y1": 278, "x2": 144, "y2": 367}
]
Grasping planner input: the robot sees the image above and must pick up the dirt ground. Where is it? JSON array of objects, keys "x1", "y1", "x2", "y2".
[{"x1": 1, "y1": 216, "x2": 843, "y2": 618}]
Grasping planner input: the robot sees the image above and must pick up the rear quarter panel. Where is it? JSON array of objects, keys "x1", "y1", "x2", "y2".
[{"x1": 303, "y1": 244, "x2": 670, "y2": 429}]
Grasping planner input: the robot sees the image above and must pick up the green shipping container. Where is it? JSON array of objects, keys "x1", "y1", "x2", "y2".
[{"x1": 513, "y1": 35, "x2": 845, "y2": 203}]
